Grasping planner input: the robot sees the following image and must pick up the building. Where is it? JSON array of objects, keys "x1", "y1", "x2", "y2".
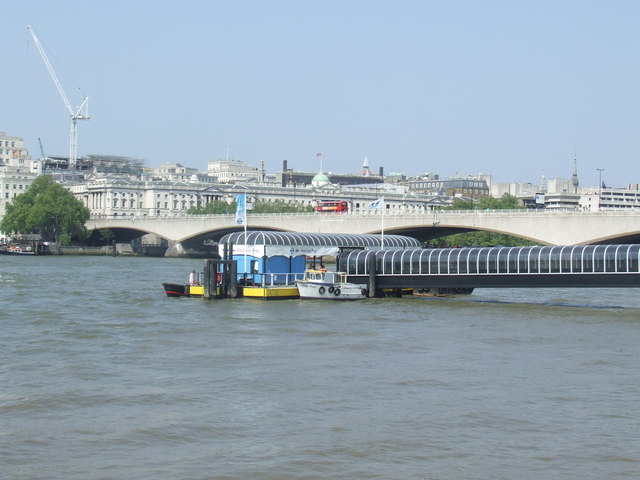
[
  {"x1": 408, "y1": 175, "x2": 490, "y2": 200},
  {"x1": 207, "y1": 159, "x2": 262, "y2": 183},
  {"x1": 276, "y1": 160, "x2": 384, "y2": 188},
  {"x1": 580, "y1": 185, "x2": 640, "y2": 212},
  {"x1": 70, "y1": 176, "x2": 229, "y2": 217},
  {"x1": 0, "y1": 132, "x2": 31, "y2": 167},
  {"x1": 0, "y1": 132, "x2": 37, "y2": 217}
]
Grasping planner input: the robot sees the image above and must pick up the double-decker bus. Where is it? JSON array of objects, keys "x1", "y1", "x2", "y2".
[{"x1": 316, "y1": 200, "x2": 350, "y2": 214}]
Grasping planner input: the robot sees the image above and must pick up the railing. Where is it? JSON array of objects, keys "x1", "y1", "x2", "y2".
[
  {"x1": 88, "y1": 208, "x2": 640, "y2": 221},
  {"x1": 237, "y1": 272, "x2": 305, "y2": 287}
]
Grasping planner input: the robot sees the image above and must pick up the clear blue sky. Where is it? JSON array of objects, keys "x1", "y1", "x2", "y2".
[{"x1": 2, "y1": 0, "x2": 639, "y2": 187}]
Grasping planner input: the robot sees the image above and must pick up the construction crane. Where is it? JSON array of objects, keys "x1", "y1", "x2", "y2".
[
  {"x1": 37, "y1": 137, "x2": 46, "y2": 159},
  {"x1": 27, "y1": 25, "x2": 89, "y2": 168}
]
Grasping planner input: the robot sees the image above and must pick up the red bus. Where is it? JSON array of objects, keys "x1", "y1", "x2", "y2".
[{"x1": 316, "y1": 200, "x2": 350, "y2": 214}]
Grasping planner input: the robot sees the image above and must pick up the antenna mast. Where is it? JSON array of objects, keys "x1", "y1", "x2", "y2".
[{"x1": 27, "y1": 25, "x2": 90, "y2": 168}]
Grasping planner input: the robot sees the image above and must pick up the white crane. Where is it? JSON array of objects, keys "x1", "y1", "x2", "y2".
[{"x1": 27, "y1": 25, "x2": 89, "y2": 168}]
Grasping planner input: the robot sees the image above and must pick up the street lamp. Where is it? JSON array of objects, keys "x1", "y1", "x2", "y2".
[{"x1": 596, "y1": 168, "x2": 604, "y2": 211}]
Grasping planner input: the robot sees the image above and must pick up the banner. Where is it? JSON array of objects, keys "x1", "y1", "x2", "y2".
[{"x1": 235, "y1": 194, "x2": 246, "y2": 225}]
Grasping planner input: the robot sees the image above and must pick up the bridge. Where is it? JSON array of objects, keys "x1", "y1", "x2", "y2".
[{"x1": 86, "y1": 209, "x2": 640, "y2": 255}]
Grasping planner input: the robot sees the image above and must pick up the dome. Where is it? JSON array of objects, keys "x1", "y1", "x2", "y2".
[{"x1": 311, "y1": 172, "x2": 331, "y2": 187}]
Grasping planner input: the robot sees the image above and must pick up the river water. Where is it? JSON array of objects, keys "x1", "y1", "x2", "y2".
[{"x1": 1, "y1": 255, "x2": 639, "y2": 479}]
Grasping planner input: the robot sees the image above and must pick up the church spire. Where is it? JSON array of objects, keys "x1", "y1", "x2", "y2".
[
  {"x1": 360, "y1": 155, "x2": 371, "y2": 176},
  {"x1": 571, "y1": 149, "x2": 579, "y2": 193}
]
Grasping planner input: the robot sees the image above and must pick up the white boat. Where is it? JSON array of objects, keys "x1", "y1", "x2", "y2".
[{"x1": 296, "y1": 270, "x2": 367, "y2": 300}]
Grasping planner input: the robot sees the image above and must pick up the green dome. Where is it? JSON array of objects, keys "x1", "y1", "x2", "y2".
[{"x1": 311, "y1": 172, "x2": 331, "y2": 187}]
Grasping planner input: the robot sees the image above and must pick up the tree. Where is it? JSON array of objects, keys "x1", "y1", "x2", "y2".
[
  {"x1": 250, "y1": 199, "x2": 314, "y2": 213},
  {"x1": 188, "y1": 199, "x2": 234, "y2": 215},
  {"x1": 0, "y1": 175, "x2": 90, "y2": 244},
  {"x1": 445, "y1": 193, "x2": 522, "y2": 211},
  {"x1": 188, "y1": 198, "x2": 314, "y2": 215}
]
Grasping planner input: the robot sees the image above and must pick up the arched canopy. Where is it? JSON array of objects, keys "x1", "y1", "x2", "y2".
[
  {"x1": 220, "y1": 231, "x2": 420, "y2": 257},
  {"x1": 339, "y1": 245, "x2": 640, "y2": 275}
]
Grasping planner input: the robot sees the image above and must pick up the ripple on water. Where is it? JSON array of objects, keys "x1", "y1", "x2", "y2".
[{"x1": 3, "y1": 257, "x2": 640, "y2": 479}]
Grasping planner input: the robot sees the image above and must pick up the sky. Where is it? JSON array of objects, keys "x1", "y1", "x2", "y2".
[{"x1": 2, "y1": 0, "x2": 639, "y2": 188}]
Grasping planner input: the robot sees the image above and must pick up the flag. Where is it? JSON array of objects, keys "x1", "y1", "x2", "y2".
[
  {"x1": 368, "y1": 197, "x2": 384, "y2": 209},
  {"x1": 235, "y1": 194, "x2": 246, "y2": 225},
  {"x1": 316, "y1": 152, "x2": 322, "y2": 157}
]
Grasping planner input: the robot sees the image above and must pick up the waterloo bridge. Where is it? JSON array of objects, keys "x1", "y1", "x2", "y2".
[{"x1": 86, "y1": 210, "x2": 640, "y2": 257}]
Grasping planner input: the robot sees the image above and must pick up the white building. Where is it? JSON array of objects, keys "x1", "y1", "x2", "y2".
[
  {"x1": 207, "y1": 159, "x2": 261, "y2": 183},
  {"x1": 0, "y1": 132, "x2": 37, "y2": 217},
  {"x1": 580, "y1": 186, "x2": 640, "y2": 212},
  {"x1": 70, "y1": 176, "x2": 229, "y2": 217}
]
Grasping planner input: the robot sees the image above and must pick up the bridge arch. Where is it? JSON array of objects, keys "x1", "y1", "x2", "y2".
[{"x1": 363, "y1": 223, "x2": 539, "y2": 245}]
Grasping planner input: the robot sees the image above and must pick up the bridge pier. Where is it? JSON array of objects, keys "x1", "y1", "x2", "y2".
[
  {"x1": 367, "y1": 252, "x2": 379, "y2": 298},
  {"x1": 165, "y1": 241, "x2": 186, "y2": 257}
]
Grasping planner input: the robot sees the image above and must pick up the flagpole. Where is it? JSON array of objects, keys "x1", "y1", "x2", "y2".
[
  {"x1": 244, "y1": 216, "x2": 248, "y2": 277},
  {"x1": 381, "y1": 197, "x2": 385, "y2": 249}
]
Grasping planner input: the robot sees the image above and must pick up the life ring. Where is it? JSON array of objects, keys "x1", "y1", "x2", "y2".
[
  {"x1": 318, "y1": 286, "x2": 326, "y2": 294},
  {"x1": 334, "y1": 288, "x2": 341, "y2": 296},
  {"x1": 328, "y1": 286, "x2": 335, "y2": 293}
]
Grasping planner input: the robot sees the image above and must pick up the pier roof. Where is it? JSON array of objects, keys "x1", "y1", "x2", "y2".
[{"x1": 220, "y1": 231, "x2": 420, "y2": 249}]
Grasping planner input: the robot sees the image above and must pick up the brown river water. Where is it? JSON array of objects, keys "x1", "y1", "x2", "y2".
[{"x1": 1, "y1": 255, "x2": 639, "y2": 479}]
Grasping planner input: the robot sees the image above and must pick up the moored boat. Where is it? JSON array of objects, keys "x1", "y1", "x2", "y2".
[
  {"x1": 162, "y1": 282, "x2": 187, "y2": 297},
  {"x1": 0, "y1": 244, "x2": 36, "y2": 255},
  {"x1": 162, "y1": 283, "x2": 205, "y2": 298},
  {"x1": 296, "y1": 269, "x2": 367, "y2": 301}
]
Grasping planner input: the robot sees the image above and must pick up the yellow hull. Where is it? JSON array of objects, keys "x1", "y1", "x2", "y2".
[
  {"x1": 186, "y1": 285, "x2": 223, "y2": 297},
  {"x1": 241, "y1": 285, "x2": 300, "y2": 300}
]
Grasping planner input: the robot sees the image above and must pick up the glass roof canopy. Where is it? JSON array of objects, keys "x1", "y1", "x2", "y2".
[
  {"x1": 220, "y1": 232, "x2": 421, "y2": 249},
  {"x1": 340, "y1": 245, "x2": 640, "y2": 276}
]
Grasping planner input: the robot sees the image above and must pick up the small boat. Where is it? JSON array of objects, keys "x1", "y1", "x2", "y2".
[
  {"x1": 0, "y1": 244, "x2": 36, "y2": 255},
  {"x1": 296, "y1": 269, "x2": 367, "y2": 301},
  {"x1": 162, "y1": 282, "x2": 187, "y2": 297},
  {"x1": 162, "y1": 283, "x2": 205, "y2": 298}
]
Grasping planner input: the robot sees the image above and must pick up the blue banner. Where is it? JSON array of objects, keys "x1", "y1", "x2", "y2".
[{"x1": 235, "y1": 194, "x2": 246, "y2": 225}]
